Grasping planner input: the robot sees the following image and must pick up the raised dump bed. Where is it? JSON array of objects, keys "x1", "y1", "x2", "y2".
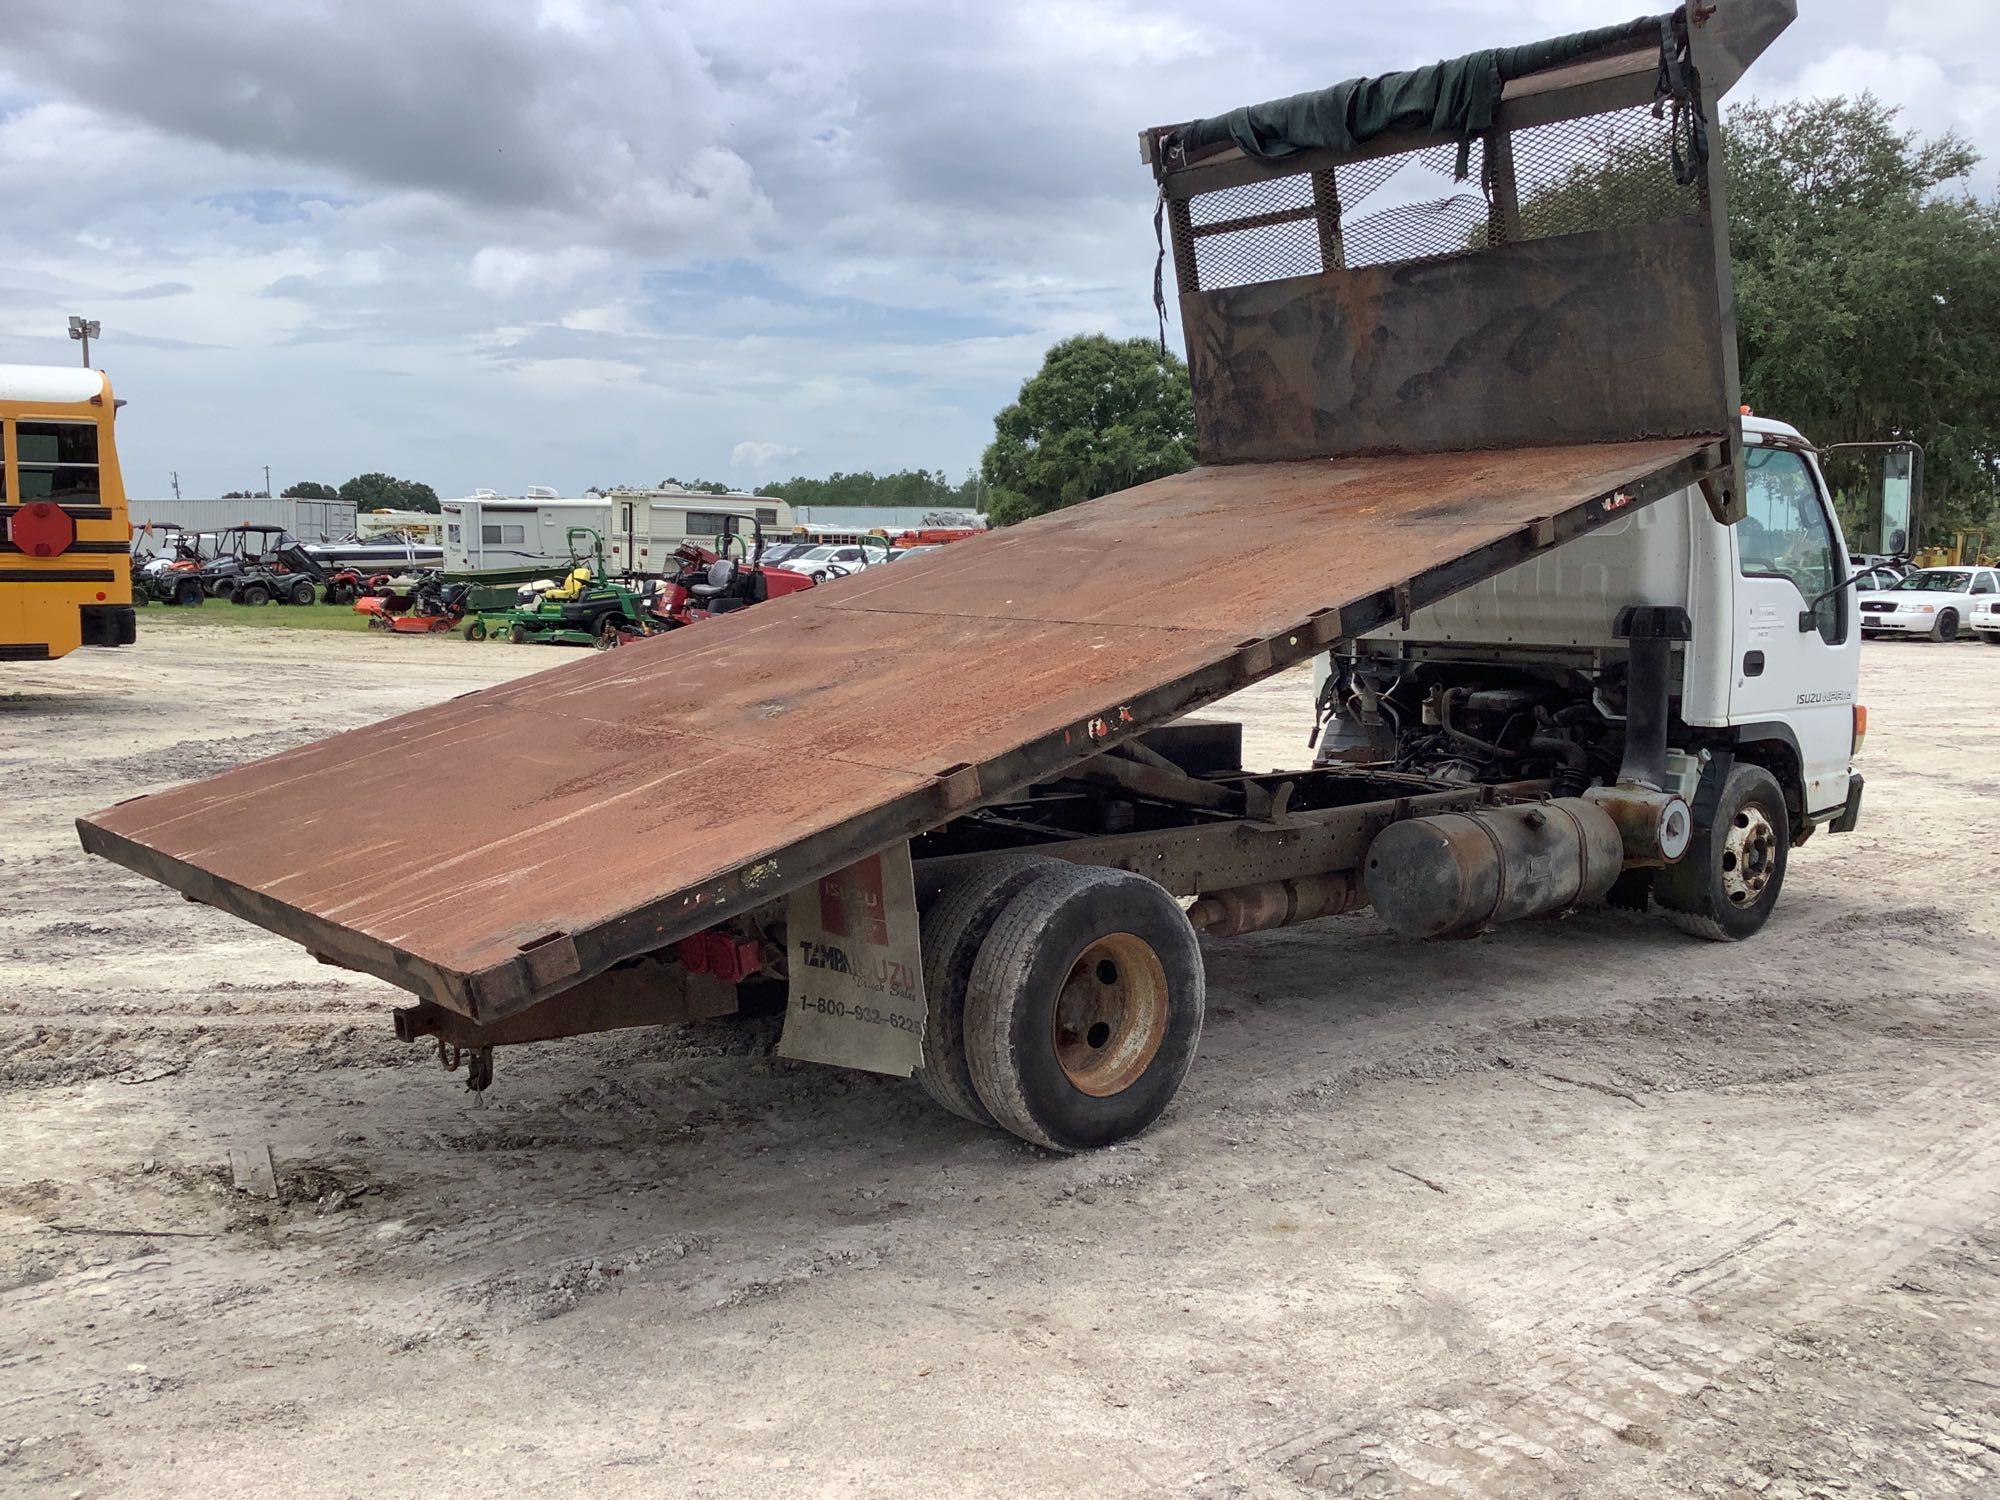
[{"x1": 81, "y1": 1, "x2": 1800, "y2": 1149}]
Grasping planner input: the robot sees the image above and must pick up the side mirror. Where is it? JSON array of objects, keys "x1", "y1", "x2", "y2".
[{"x1": 1823, "y1": 440, "x2": 1922, "y2": 558}]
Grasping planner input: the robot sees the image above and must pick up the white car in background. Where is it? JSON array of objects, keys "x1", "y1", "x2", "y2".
[
  {"x1": 1976, "y1": 591, "x2": 2000, "y2": 645},
  {"x1": 786, "y1": 542, "x2": 885, "y2": 582},
  {"x1": 1857, "y1": 566, "x2": 1999, "y2": 642}
]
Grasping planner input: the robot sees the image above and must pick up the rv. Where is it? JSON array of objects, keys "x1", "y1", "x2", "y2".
[
  {"x1": 600, "y1": 486, "x2": 792, "y2": 573},
  {"x1": 439, "y1": 489, "x2": 612, "y2": 585}
]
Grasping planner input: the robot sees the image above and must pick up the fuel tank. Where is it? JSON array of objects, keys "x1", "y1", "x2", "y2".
[{"x1": 1363, "y1": 798, "x2": 1624, "y2": 940}]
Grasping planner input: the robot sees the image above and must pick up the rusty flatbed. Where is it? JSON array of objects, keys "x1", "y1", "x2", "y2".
[{"x1": 80, "y1": 437, "x2": 1720, "y2": 1021}]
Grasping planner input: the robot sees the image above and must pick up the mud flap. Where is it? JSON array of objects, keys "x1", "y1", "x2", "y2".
[{"x1": 778, "y1": 842, "x2": 927, "y2": 1076}]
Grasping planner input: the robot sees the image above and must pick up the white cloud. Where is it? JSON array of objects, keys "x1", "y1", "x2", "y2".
[
  {"x1": 0, "y1": 0, "x2": 1990, "y2": 498},
  {"x1": 731, "y1": 440, "x2": 800, "y2": 470},
  {"x1": 470, "y1": 246, "x2": 611, "y2": 297}
]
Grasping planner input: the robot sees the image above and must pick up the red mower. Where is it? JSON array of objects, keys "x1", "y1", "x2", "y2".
[
  {"x1": 356, "y1": 573, "x2": 474, "y2": 634},
  {"x1": 647, "y1": 519, "x2": 815, "y2": 634}
]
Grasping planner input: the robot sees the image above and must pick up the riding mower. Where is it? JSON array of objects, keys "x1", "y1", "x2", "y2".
[
  {"x1": 464, "y1": 528, "x2": 657, "y2": 648},
  {"x1": 647, "y1": 517, "x2": 816, "y2": 633},
  {"x1": 353, "y1": 571, "x2": 474, "y2": 633}
]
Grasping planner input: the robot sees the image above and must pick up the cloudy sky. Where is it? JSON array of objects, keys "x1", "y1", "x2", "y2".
[{"x1": 1, "y1": 1, "x2": 1992, "y2": 501}]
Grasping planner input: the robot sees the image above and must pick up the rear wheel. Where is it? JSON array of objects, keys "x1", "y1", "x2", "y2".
[
  {"x1": 174, "y1": 579, "x2": 204, "y2": 607},
  {"x1": 286, "y1": 577, "x2": 316, "y2": 606},
  {"x1": 237, "y1": 582, "x2": 270, "y2": 606},
  {"x1": 964, "y1": 865, "x2": 1204, "y2": 1151},
  {"x1": 913, "y1": 856, "x2": 1064, "y2": 1127},
  {"x1": 1932, "y1": 609, "x2": 1960, "y2": 642},
  {"x1": 1655, "y1": 763, "x2": 1790, "y2": 942}
]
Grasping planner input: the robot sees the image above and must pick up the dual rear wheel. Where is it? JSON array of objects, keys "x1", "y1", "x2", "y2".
[{"x1": 915, "y1": 860, "x2": 1204, "y2": 1152}]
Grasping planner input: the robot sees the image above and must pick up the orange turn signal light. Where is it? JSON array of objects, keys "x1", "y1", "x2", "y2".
[{"x1": 1852, "y1": 703, "x2": 1868, "y2": 755}]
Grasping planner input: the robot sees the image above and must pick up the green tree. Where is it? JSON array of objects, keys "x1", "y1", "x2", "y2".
[
  {"x1": 338, "y1": 472, "x2": 441, "y2": 514},
  {"x1": 1519, "y1": 94, "x2": 2000, "y2": 543},
  {"x1": 761, "y1": 468, "x2": 981, "y2": 509},
  {"x1": 1725, "y1": 95, "x2": 2000, "y2": 542},
  {"x1": 979, "y1": 335, "x2": 1195, "y2": 526},
  {"x1": 280, "y1": 480, "x2": 339, "y2": 500}
]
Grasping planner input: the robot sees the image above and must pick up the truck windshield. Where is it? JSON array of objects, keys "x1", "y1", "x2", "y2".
[{"x1": 1894, "y1": 572, "x2": 1971, "y2": 592}]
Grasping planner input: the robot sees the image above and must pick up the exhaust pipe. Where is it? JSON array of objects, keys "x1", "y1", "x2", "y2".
[{"x1": 1588, "y1": 604, "x2": 1696, "y2": 865}]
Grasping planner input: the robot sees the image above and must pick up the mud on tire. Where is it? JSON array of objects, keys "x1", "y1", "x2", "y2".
[{"x1": 964, "y1": 864, "x2": 1204, "y2": 1152}]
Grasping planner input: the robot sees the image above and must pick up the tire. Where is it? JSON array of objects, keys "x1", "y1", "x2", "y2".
[
  {"x1": 287, "y1": 578, "x2": 316, "y2": 606},
  {"x1": 1932, "y1": 609, "x2": 1959, "y2": 642},
  {"x1": 330, "y1": 581, "x2": 358, "y2": 606},
  {"x1": 1654, "y1": 763, "x2": 1791, "y2": 942},
  {"x1": 913, "y1": 856, "x2": 1066, "y2": 1127},
  {"x1": 1982, "y1": 633, "x2": 2000, "y2": 646},
  {"x1": 174, "y1": 579, "x2": 204, "y2": 607},
  {"x1": 464, "y1": 620, "x2": 488, "y2": 642},
  {"x1": 509, "y1": 622, "x2": 529, "y2": 645},
  {"x1": 237, "y1": 582, "x2": 270, "y2": 607},
  {"x1": 964, "y1": 864, "x2": 1204, "y2": 1152}
]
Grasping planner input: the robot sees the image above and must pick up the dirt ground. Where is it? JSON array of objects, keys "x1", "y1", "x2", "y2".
[{"x1": 3, "y1": 623, "x2": 1999, "y2": 1500}]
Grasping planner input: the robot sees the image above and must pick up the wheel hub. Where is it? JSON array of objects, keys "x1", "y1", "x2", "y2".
[
  {"x1": 1052, "y1": 932, "x2": 1168, "y2": 1097},
  {"x1": 1719, "y1": 805, "x2": 1778, "y2": 906}
]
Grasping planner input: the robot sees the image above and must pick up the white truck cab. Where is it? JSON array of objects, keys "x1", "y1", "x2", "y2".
[{"x1": 1320, "y1": 415, "x2": 1867, "y2": 938}]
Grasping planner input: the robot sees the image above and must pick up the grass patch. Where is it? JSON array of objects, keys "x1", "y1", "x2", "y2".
[{"x1": 138, "y1": 601, "x2": 377, "y2": 633}]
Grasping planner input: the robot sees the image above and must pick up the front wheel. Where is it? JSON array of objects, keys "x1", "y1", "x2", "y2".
[
  {"x1": 964, "y1": 864, "x2": 1204, "y2": 1151},
  {"x1": 237, "y1": 582, "x2": 270, "y2": 606},
  {"x1": 1932, "y1": 609, "x2": 1960, "y2": 642},
  {"x1": 1654, "y1": 763, "x2": 1791, "y2": 942},
  {"x1": 174, "y1": 579, "x2": 204, "y2": 607},
  {"x1": 464, "y1": 619, "x2": 488, "y2": 642},
  {"x1": 509, "y1": 622, "x2": 529, "y2": 645}
]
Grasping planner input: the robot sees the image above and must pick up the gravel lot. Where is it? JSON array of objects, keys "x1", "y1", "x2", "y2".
[{"x1": 3, "y1": 624, "x2": 1998, "y2": 1499}]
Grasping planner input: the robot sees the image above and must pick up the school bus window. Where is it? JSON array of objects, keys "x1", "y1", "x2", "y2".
[{"x1": 16, "y1": 420, "x2": 100, "y2": 502}]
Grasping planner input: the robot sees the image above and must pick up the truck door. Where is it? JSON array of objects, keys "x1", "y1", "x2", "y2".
[{"x1": 1728, "y1": 444, "x2": 1856, "y2": 815}]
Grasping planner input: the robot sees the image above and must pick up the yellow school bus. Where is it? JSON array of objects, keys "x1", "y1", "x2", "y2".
[{"x1": 1, "y1": 364, "x2": 135, "y2": 661}]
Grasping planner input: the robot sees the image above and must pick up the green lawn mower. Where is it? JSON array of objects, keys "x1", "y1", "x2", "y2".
[{"x1": 463, "y1": 528, "x2": 658, "y2": 649}]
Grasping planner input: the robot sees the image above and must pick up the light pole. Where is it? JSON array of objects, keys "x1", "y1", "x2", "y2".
[{"x1": 67, "y1": 315, "x2": 100, "y2": 367}]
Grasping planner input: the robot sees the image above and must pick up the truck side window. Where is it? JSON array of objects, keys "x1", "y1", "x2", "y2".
[{"x1": 1739, "y1": 447, "x2": 1843, "y2": 643}]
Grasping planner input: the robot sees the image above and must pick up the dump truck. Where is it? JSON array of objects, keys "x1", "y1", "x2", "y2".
[{"x1": 79, "y1": 0, "x2": 1867, "y2": 1153}]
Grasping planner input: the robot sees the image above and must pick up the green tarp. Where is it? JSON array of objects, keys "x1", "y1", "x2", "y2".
[{"x1": 1174, "y1": 13, "x2": 1668, "y2": 177}]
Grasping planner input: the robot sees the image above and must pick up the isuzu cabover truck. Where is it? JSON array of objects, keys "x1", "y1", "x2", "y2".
[{"x1": 81, "y1": 0, "x2": 1863, "y2": 1152}]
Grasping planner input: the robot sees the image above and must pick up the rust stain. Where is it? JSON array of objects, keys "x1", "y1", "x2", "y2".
[{"x1": 82, "y1": 438, "x2": 1712, "y2": 1000}]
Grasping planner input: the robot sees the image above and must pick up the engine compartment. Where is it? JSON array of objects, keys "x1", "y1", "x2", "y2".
[{"x1": 1315, "y1": 655, "x2": 1638, "y2": 796}]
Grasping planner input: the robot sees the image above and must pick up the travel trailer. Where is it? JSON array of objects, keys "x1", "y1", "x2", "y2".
[
  {"x1": 439, "y1": 489, "x2": 612, "y2": 584},
  {"x1": 600, "y1": 486, "x2": 792, "y2": 573}
]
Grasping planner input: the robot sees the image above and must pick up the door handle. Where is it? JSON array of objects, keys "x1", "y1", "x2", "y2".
[{"x1": 1743, "y1": 650, "x2": 1765, "y2": 677}]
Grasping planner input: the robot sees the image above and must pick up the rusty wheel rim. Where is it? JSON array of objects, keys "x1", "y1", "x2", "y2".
[
  {"x1": 1052, "y1": 932, "x2": 1168, "y2": 1097},
  {"x1": 1720, "y1": 805, "x2": 1778, "y2": 907}
]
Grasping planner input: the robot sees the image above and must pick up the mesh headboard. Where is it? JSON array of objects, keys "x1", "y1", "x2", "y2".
[{"x1": 1142, "y1": 0, "x2": 1793, "y2": 511}]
